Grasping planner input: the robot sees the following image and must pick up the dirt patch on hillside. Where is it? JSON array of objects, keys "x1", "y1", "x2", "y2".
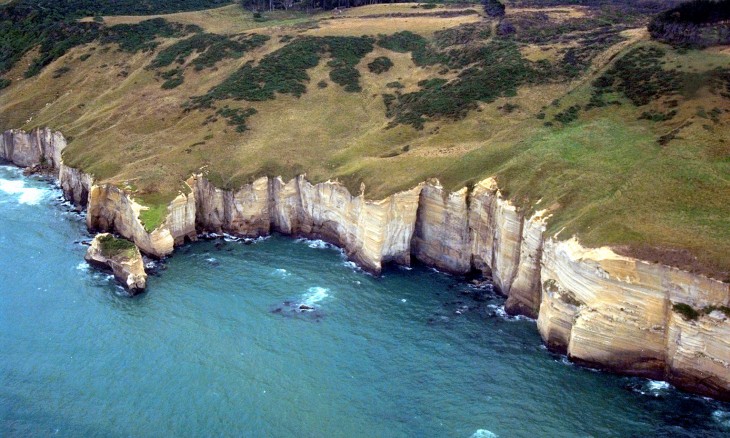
[{"x1": 614, "y1": 244, "x2": 730, "y2": 282}]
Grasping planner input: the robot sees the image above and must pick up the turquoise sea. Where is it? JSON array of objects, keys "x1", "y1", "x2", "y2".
[{"x1": 1, "y1": 164, "x2": 729, "y2": 437}]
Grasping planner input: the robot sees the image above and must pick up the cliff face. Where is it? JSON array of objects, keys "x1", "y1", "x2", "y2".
[
  {"x1": 412, "y1": 182, "x2": 471, "y2": 273},
  {"x1": 195, "y1": 175, "x2": 421, "y2": 273},
  {"x1": 59, "y1": 164, "x2": 92, "y2": 208},
  {"x1": 537, "y1": 238, "x2": 730, "y2": 400},
  {"x1": 4, "y1": 127, "x2": 729, "y2": 400},
  {"x1": 1, "y1": 128, "x2": 65, "y2": 173}
]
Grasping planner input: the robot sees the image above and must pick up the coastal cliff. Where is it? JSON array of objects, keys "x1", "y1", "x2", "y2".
[{"x1": 3, "y1": 127, "x2": 729, "y2": 400}]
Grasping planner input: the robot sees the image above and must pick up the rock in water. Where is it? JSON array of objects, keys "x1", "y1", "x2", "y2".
[{"x1": 85, "y1": 233, "x2": 147, "y2": 294}]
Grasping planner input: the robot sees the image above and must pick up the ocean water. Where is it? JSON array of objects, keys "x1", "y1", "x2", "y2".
[{"x1": 1, "y1": 164, "x2": 729, "y2": 438}]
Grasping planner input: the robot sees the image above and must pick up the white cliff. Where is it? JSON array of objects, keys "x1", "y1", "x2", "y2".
[{"x1": 3, "y1": 127, "x2": 729, "y2": 400}]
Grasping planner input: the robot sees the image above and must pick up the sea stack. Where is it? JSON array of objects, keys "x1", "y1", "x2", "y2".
[{"x1": 85, "y1": 233, "x2": 147, "y2": 293}]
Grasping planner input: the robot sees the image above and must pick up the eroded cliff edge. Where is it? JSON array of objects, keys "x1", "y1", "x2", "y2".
[{"x1": 3, "y1": 127, "x2": 728, "y2": 400}]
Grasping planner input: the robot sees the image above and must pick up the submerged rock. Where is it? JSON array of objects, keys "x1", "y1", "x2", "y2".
[{"x1": 85, "y1": 233, "x2": 147, "y2": 294}]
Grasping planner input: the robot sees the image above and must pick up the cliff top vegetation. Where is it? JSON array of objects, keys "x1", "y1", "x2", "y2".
[{"x1": 0, "y1": 0, "x2": 728, "y2": 280}]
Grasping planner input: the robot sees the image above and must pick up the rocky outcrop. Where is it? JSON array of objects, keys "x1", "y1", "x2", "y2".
[
  {"x1": 59, "y1": 164, "x2": 92, "y2": 208},
  {"x1": 4, "y1": 127, "x2": 729, "y2": 400},
  {"x1": 85, "y1": 233, "x2": 147, "y2": 293},
  {"x1": 0, "y1": 128, "x2": 66, "y2": 173},
  {"x1": 537, "y1": 238, "x2": 730, "y2": 400},
  {"x1": 86, "y1": 184, "x2": 196, "y2": 258}
]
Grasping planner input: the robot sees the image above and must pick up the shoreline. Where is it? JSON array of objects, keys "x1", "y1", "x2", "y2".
[{"x1": 2, "y1": 127, "x2": 729, "y2": 401}]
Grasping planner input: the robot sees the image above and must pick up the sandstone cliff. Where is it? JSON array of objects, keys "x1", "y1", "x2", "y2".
[
  {"x1": 0, "y1": 128, "x2": 65, "y2": 172},
  {"x1": 194, "y1": 174, "x2": 421, "y2": 273},
  {"x1": 3, "y1": 127, "x2": 729, "y2": 400},
  {"x1": 85, "y1": 233, "x2": 147, "y2": 293},
  {"x1": 537, "y1": 238, "x2": 730, "y2": 400}
]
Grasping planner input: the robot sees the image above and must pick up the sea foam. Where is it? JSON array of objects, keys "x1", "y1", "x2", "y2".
[
  {"x1": 471, "y1": 429, "x2": 498, "y2": 438},
  {"x1": 712, "y1": 410, "x2": 730, "y2": 428},
  {"x1": 0, "y1": 178, "x2": 48, "y2": 205},
  {"x1": 302, "y1": 287, "x2": 330, "y2": 306}
]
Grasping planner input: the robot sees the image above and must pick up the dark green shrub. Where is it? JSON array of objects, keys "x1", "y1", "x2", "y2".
[
  {"x1": 191, "y1": 36, "x2": 374, "y2": 107},
  {"x1": 590, "y1": 47, "x2": 682, "y2": 107},
  {"x1": 367, "y1": 56, "x2": 393, "y2": 74},
  {"x1": 162, "y1": 76, "x2": 184, "y2": 89},
  {"x1": 673, "y1": 302, "x2": 700, "y2": 321},
  {"x1": 377, "y1": 31, "x2": 444, "y2": 66},
  {"x1": 148, "y1": 32, "x2": 269, "y2": 91},
  {"x1": 0, "y1": 78, "x2": 10, "y2": 89},
  {"x1": 101, "y1": 19, "x2": 199, "y2": 53},
  {"x1": 382, "y1": 39, "x2": 535, "y2": 129},
  {"x1": 649, "y1": 0, "x2": 730, "y2": 47},
  {"x1": 52, "y1": 66, "x2": 71, "y2": 78},
  {"x1": 482, "y1": 0, "x2": 506, "y2": 17},
  {"x1": 329, "y1": 65, "x2": 361, "y2": 92},
  {"x1": 553, "y1": 105, "x2": 581, "y2": 124},
  {"x1": 217, "y1": 107, "x2": 258, "y2": 132},
  {"x1": 638, "y1": 110, "x2": 677, "y2": 122}
]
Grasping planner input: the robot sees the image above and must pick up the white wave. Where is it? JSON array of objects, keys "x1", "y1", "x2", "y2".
[
  {"x1": 632, "y1": 379, "x2": 673, "y2": 397},
  {"x1": 273, "y1": 268, "x2": 290, "y2": 278},
  {"x1": 296, "y1": 238, "x2": 335, "y2": 250},
  {"x1": 76, "y1": 262, "x2": 90, "y2": 271},
  {"x1": 342, "y1": 260, "x2": 361, "y2": 271},
  {"x1": 205, "y1": 257, "x2": 218, "y2": 263},
  {"x1": 487, "y1": 304, "x2": 533, "y2": 321},
  {"x1": 712, "y1": 410, "x2": 730, "y2": 428},
  {"x1": 223, "y1": 233, "x2": 241, "y2": 242},
  {"x1": 646, "y1": 380, "x2": 671, "y2": 392},
  {"x1": 471, "y1": 430, "x2": 498, "y2": 438},
  {"x1": 0, "y1": 178, "x2": 48, "y2": 205},
  {"x1": 301, "y1": 286, "x2": 330, "y2": 306}
]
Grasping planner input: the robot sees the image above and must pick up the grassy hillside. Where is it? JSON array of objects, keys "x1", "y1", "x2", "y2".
[{"x1": 0, "y1": 2, "x2": 728, "y2": 280}]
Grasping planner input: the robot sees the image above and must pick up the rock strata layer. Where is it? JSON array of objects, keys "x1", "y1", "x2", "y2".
[
  {"x1": 3, "y1": 127, "x2": 728, "y2": 401},
  {"x1": 85, "y1": 233, "x2": 147, "y2": 293}
]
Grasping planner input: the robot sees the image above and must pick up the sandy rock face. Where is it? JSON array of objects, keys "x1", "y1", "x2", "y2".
[
  {"x1": 85, "y1": 233, "x2": 147, "y2": 293},
  {"x1": 468, "y1": 179, "x2": 524, "y2": 293},
  {"x1": 197, "y1": 175, "x2": 423, "y2": 273},
  {"x1": 537, "y1": 238, "x2": 730, "y2": 399},
  {"x1": 411, "y1": 182, "x2": 471, "y2": 274},
  {"x1": 193, "y1": 175, "x2": 271, "y2": 237},
  {"x1": 59, "y1": 164, "x2": 92, "y2": 208},
  {"x1": 666, "y1": 310, "x2": 730, "y2": 401},
  {"x1": 0, "y1": 128, "x2": 66, "y2": 173},
  {"x1": 505, "y1": 211, "x2": 547, "y2": 318}
]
